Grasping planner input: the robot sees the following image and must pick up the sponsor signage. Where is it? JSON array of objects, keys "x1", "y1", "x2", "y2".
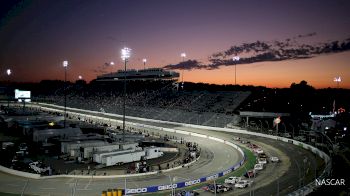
[
  {"x1": 206, "y1": 174, "x2": 218, "y2": 181},
  {"x1": 126, "y1": 188, "x2": 148, "y2": 194},
  {"x1": 185, "y1": 179, "x2": 201, "y2": 186},
  {"x1": 158, "y1": 184, "x2": 177, "y2": 191},
  {"x1": 223, "y1": 169, "x2": 232, "y2": 176},
  {"x1": 15, "y1": 89, "x2": 31, "y2": 99}
]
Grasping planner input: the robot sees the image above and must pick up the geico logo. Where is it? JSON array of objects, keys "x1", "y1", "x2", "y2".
[
  {"x1": 185, "y1": 179, "x2": 201, "y2": 186},
  {"x1": 126, "y1": 188, "x2": 147, "y2": 194},
  {"x1": 158, "y1": 184, "x2": 178, "y2": 191},
  {"x1": 206, "y1": 174, "x2": 218, "y2": 181},
  {"x1": 223, "y1": 169, "x2": 232, "y2": 175}
]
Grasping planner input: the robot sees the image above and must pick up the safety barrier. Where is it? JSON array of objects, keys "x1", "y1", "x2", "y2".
[
  {"x1": 0, "y1": 165, "x2": 41, "y2": 179},
  {"x1": 101, "y1": 189, "x2": 123, "y2": 196}
]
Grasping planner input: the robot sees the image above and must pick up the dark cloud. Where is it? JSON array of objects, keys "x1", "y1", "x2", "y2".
[
  {"x1": 164, "y1": 60, "x2": 206, "y2": 70},
  {"x1": 92, "y1": 62, "x2": 114, "y2": 74},
  {"x1": 163, "y1": 34, "x2": 350, "y2": 70},
  {"x1": 295, "y1": 32, "x2": 317, "y2": 39}
]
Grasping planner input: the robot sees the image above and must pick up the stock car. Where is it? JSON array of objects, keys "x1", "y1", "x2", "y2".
[
  {"x1": 258, "y1": 153, "x2": 268, "y2": 159},
  {"x1": 202, "y1": 184, "x2": 215, "y2": 191},
  {"x1": 210, "y1": 184, "x2": 232, "y2": 193},
  {"x1": 235, "y1": 180, "x2": 253, "y2": 188},
  {"x1": 176, "y1": 190, "x2": 199, "y2": 196},
  {"x1": 248, "y1": 143, "x2": 259, "y2": 149},
  {"x1": 258, "y1": 158, "x2": 267, "y2": 164},
  {"x1": 254, "y1": 148, "x2": 264, "y2": 154},
  {"x1": 270, "y1": 156, "x2": 280, "y2": 163},
  {"x1": 254, "y1": 163, "x2": 264, "y2": 171},
  {"x1": 244, "y1": 170, "x2": 256, "y2": 178},
  {"x1": 224, "y1": 176, "x2": 241, "y2": 184}
]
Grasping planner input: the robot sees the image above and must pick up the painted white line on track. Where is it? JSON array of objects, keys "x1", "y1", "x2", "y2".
[{"x1": 84, "y1": 177, "x2": 93, "y2": 189}]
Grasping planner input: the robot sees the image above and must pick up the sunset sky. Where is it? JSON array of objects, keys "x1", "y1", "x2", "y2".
[{"x1": 0, "y1": 0, "x2": 349, "y2": 88}]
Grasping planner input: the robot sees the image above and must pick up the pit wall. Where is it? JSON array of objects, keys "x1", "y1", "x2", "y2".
[{"x1": 7, "y1": 103, "x2": 331, "y2": 195}]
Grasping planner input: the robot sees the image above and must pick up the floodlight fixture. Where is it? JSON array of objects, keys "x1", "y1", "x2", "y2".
[
  {"x1": 6, "y1": 69, "x2": 11, "y2": 76},
  {"x1": 143, "y1": 58, "x2": 147, "y2": 69},
  {"x1": 121, "y1": 47, "x2": 131, "y2": 61},
  {"x1": 334, "y1": 76, "x2": 341, "y2": 88},
  {"x1": 63, "y1": 60, "x2": 68, "y2": 68},
  {"x1": 333, "y1": 76, "x2": 341, "y2": 82}
]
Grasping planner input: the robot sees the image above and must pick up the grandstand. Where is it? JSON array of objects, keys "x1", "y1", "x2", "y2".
[{"x1": 32, "y1": 80, "x2": 251, "y2": 127}]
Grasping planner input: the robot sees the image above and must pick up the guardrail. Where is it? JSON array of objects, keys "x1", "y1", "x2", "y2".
[{"x1": 7, "y1": 103, "x2": 331, "y2": 195}]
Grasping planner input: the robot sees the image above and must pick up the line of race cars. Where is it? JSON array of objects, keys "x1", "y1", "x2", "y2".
[{"x1": 201, "y1": 137, "x2": 280, "y2": 194}]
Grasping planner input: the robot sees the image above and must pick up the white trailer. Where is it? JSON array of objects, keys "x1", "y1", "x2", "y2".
[
  {"x1": 61, "y1": 140, "x2": 107, "y2": 154},
  {"x1": 144, "y1": 147, "x2": 164, "y2": 159},
  {"x1": 83, "y1": 144, "x2": 120, "y2": 159},
  {"x1": 93, "y1": 149, "x2": 135, "y2": 163},
  {"x1": 104, "y1": 150, "x2": 146, "y2": 166},
  {"x1": 120, "y1": 142, "x2": 139, "y2": 150}
]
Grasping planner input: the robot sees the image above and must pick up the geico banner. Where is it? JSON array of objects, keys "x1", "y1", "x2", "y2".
[
  {"x1": 223, "y1": 168, "x2": 233, "y2": 176},
  {"x1": 158, "y1": 184, "x2": 177, "y2": 191},
  {"x1": 206, "y1": 174, "x2": 219, "y2": 181},
  {"x1": 126, "y1": 188, "x2": 147, "y2": 194},
  {"x1": 184, "y1": 179, "x2": 201, "y2": 186}
]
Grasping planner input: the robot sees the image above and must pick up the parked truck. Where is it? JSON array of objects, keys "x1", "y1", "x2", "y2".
[{"x1": 104, "y1": 150, "x2": 146, "y2": 166}]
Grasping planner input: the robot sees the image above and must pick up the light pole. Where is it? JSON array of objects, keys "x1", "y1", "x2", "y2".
[
  {"x1": 213, "y1": 178, "x2": 217, "y2": 196},
  {"x1": 143, "y1": 58, "x2": 147, "y2": 70},
  {"x1": 63, "y1": 60, "x2": 68, "y2": 128},
  {"x1": 181, "y1": 52, "x2": 186, "y2": 89},
  {"x1": 6, "y1": 69, "x2": 11, "y2": 107},
  {"x1": 121, "y1": 47, "x2": 131, "y2": 144},
  {"x1": 258, "y1": 120, "x2": 263, "y2": 132},
  {"x1": 232, "y1": 56, "x2": 240, "y2": 85},
  {"x1": 167, "y1": 175, "x2": 174, "y2": 196},
  {"x1": 274, "y1": 116, "x2": 281, "y2": 136},
  {"x1": 242, "y1": 164, "x2": 253, "y2": 196}
]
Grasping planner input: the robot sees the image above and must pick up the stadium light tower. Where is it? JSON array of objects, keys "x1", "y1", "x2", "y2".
[
  {"x1": 333, "y1": 76, "x2": 341, "y2": 88},
  {"x1": 63, "y1": 60, "x2": 68, "y2": 128},
  {"x1": 180, "y1": 53, "x2": 186, "y2": 89},
  {"x1": 6, "y1": 69, "x2": 11, "y2": 107},
  {"x1": 121, "y1": 47, "x2": 131, "y2": 143},
  {"x1": 232, "y1": 56, "x2": 240, "y2": 85},
  {"x1": 143, "y1": 58, "x2": 147, "y2": 70}
]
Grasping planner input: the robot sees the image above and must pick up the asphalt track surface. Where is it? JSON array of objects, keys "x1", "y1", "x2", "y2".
[{"x1": 0, "y1": 105, "x2": 323, "y2": 196}]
